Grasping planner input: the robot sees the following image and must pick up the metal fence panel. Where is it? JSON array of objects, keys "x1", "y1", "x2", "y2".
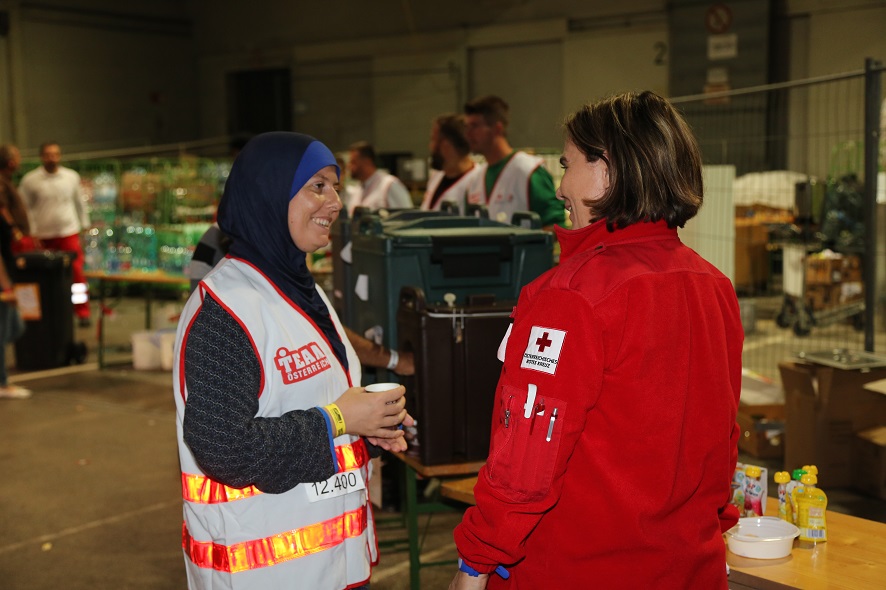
[{"x1": 671, "y1": 60, "x2": 884, "y2": 383}]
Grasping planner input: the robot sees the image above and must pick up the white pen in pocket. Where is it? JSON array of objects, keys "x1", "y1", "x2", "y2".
[
  {"x1": 523, "y1": 384, "x2": 537, "y2": 418},
  {"x1": 546, "y1": 408, "x2": 558, "y2": 442}
]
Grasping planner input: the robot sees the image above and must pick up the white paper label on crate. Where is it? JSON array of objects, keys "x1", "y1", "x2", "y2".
[
  {"x1": 355, "y1": 274, "x2": 369, "y2": 301},
  {"x1": 304, "y1": 469, "x2": 365, "y2": 503},
  {"x1": 340, "y1": 241, "x2": 353, "y2": 264},
  {"x1": 520, "y1": 326, "x2": 566, "y2": 375}
]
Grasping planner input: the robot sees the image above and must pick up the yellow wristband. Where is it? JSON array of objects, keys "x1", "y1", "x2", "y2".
[{"x1": 325, "y1": 403, "x2": 346, "y2": 437}]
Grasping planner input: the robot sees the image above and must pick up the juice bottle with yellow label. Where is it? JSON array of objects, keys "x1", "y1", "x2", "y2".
[
  {"x1": 786, "y1": 468, "x2": 807, "y2": 525},
  {"x1": 796, "y1": 473, "x2": 827, "y2": 545}
]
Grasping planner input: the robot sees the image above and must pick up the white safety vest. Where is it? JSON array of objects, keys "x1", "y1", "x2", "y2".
[
  {"x1": 419, "y1": 167, "x2": 479, "y2": 213},
  {"x1": 348, "y1": 170, "x2": 413, "y2": 214},
  {"x1": 173, "y1": 257, "x2": 376, "y2": 590},
  {"x1": 465, "y1": 151, "x2": 543, "y2": 224}
]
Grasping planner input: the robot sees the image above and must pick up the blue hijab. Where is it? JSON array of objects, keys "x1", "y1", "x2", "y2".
[{"x1": 217, "y1": 132, "x2": 347, "y2": 370}]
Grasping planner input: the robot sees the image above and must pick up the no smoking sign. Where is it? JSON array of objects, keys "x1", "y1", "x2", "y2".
[{"x1": 705, "y1": 3, "x2": 733, "y2": 34}]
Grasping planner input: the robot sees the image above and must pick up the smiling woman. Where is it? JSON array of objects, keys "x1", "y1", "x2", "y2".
[
  {"x1": 288, "y1": 165, "x2": 342, "y2": 253},
  {"x1": 172, "y1": 132, "x2": 413, "y2": 590},
  {"x1": 451, "y1": 92, "x2": 743, "y2": 590},
  {"x1": 556, "y1": 141, "x2": 608, "y2": 230}
]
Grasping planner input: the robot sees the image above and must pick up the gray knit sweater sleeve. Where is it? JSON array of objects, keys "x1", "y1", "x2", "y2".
[{"x1": 182, "y1": 293, "x2": 336, "y2": 494}]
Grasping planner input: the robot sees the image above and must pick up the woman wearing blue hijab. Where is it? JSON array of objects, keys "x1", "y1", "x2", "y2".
[{"x1": 173, "y1": 132, "x2": 410, "y2": 590}]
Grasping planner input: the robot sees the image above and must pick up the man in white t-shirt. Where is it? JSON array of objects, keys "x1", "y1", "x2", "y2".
[
  {"x1": 346, "y1": 141, "x2": 413, "y2": 215},
  {"x1": 19, "y1": 142, "x2": 92, "y2": 326}
]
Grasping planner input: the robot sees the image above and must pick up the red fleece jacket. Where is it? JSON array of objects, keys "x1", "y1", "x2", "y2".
[{"x1": 454, "y1": 219, "x2": 743, "y2": 589}]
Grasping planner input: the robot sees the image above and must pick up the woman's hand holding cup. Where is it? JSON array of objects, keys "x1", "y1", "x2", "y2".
[
  {"x1": 364, "y1": 383, "x2": 415, "y2": 452},
  {"x1": 334, "y1": 383, "x2": 413, "y2": 450}
]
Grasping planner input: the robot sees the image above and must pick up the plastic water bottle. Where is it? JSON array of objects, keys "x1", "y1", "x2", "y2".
[
  {"x1": 144, "y1": 225, "x2": 158, "y2": 270},
  {"x1": 104, "y1": 227, "x2": 120, "y2": 272}
]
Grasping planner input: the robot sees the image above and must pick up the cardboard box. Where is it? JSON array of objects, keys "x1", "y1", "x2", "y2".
[
  {"x1": 804, "y1": 284, "x2": 842, "y2": 311},
  {"x1": 805, "y1": 257, "x2": 843, "y2": 285},
  {"x1": 737, "y1": 404, "x2": 785, "y2": 458},
  {"x1": 839, "y1": 281, "x2": 864, "y2": 304},
  {"x1": 734, "y1": 221, "x2": 770, "y2": 291},
  {"x1": 804, "y1": 253, "x2": 861, "y2": 286},
  {"x1": 842, "y1": 255, "x2": 862, "y2": 282},
  {"x1": 780, "y1": 360, "x2": 886, "y2": 487},
  {"x1": 852, "y1": 426, "x2": 886, "y2": 500}
]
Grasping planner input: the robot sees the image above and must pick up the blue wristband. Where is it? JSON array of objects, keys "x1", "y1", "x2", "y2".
[{"x1": 458, "y1": 558, "x2": 510, "y2": 580}]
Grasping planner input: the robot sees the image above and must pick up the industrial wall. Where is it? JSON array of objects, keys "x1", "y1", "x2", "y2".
[
  {"x1": 0, "y1": 0, "x2": 883, "y2": 159},
  {"x1": 0, "y1": 1, "x2": 199, "y2": 153},
  {"x1": 190, "y1": 0, "x2": 884, "y2": 159}
]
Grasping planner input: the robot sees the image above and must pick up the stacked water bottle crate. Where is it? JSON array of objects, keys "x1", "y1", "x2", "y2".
[
  {"x1": 83, "y1": 222, "x2": 160, "y2": 273},
  {"x1": 75, "y1": 156, "x2": 229, "y2": 275}
]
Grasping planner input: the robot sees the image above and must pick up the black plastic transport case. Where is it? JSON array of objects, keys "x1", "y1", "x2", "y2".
[{"x1": 397, "y1": 286, "x2": 513, "y2": 465}]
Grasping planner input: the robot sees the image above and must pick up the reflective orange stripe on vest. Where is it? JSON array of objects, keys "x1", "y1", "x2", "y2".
[
  {"x1": 182, "y1": 505, "x2": 368, "y2": 573},
  {"x1": 334, "y1": 440, "x2": 369, "y2": 473},
  {"x1": 182, "y1": 441, "x2": 369, "y2": 504}
]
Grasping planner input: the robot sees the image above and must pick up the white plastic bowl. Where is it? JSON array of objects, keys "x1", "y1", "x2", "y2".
[{"x1": 725, "y1": 517, "x2": 800, "y2": 559}]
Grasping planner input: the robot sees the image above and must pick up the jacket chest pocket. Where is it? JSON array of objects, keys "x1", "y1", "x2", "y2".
[{"x1": 487, "y1": 384, "x2": 567, "y2": 502}]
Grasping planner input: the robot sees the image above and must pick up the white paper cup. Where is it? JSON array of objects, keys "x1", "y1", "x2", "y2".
[
  {"x1": 365, "y1": 382, "x2": 401, "y2": 393},
  {"x1": 365, "y1": 383, "x2": 404, "y2": 428}
]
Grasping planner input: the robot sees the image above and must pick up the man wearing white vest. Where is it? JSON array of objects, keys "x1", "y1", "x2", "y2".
[
  {"x1": 463, "y1": 95, "x2": 565, "y2": 229},
  {"x1": 346, "y1": 141, "x2": 413, "y2": 215},
  {"x1": 420, "y1": 113, "x2": 479, "y2": 213}
]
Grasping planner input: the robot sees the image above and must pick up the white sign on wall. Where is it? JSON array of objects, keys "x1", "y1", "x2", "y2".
[{"x1": 708, "y1": 34, "x2": 738, "y2": 60}]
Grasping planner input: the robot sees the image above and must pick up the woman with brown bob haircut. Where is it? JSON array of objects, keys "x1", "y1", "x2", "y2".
[
  {"x1": 565, "y1": 90, "x2": 704, "y2": 230},
  {"x1": 451, "y1": 91, "x2": 743, "y2": 590}
]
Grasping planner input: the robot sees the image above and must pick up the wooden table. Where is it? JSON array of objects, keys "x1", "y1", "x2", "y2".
[
  {"x1": 439, "y1": 478, "x2": 886, "y2": 590},
  {"x1": 728, "y1": 497, "x2": 886, "y2": 590},
  {"x1": 85, "y1": 270, "x2": 189, "y2": 368},
  {"x1": 391, "y1": 453, "x2": 485, "y2": 590},
  {"x1": 439, "y1": 474, "x2": 478, "y2": 505}
]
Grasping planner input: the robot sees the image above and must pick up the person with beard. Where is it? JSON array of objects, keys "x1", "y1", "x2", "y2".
[
  {"x1": 419, "y1": 113, "x2": 479, "y2": 213},
  {"x1": 19, "y1": 141, "x2": 92, "y2": 326},
  {"x1": 173, "y1": 132, "x2": 414, "y2": 589}
]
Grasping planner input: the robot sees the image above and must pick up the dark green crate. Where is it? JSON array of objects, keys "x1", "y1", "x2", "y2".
[{"x1": 348, "y1": 214, "x2": 553, "y2": 349}]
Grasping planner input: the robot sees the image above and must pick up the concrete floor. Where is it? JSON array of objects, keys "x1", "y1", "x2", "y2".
[
  {"x1": 2, "y1": 294, "x2": 885, "y2": 589},
  {"x1": 1, "y1": 296, "x2": 464, "y2": 590}
]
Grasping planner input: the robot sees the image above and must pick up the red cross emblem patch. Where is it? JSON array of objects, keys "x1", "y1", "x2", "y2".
[{"x1": 520, "y1": 326, "x2": 566, "y2": 375}]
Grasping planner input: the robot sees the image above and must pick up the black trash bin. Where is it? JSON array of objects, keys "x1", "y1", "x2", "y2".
[{"x1": 12, "y1": 250, "x2": 82, "y2": 371}]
